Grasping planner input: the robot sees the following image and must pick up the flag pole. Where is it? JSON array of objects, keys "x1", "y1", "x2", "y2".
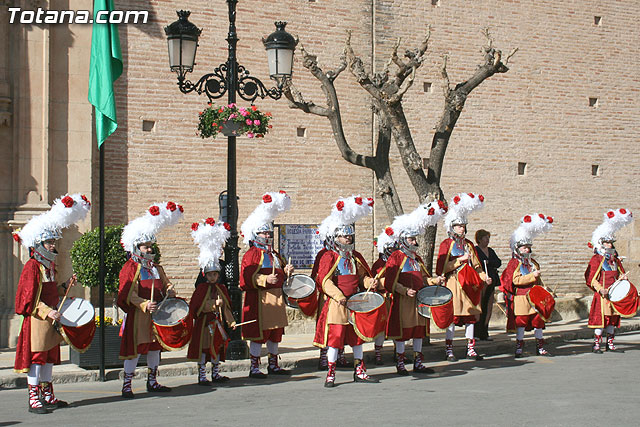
[{"x1": 99, "y1": 143, "x2": 105, "y2": 381}]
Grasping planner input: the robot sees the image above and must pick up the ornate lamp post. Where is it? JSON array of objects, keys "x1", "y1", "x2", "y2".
[{"x1": 165, "y1": 2, "x2": 296, "y2": 359}]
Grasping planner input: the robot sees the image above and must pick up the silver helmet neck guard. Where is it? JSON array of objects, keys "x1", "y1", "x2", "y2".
[{"x1": 33, "y1": 242, "x2": 58, "y2": 269}]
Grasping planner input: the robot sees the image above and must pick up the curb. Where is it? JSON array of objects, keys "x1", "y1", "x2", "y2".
[{"x1": 3, "y1": 321, "x2": 639, "y2": 390}]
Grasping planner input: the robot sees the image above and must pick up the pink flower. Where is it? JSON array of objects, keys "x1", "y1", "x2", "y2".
[
  {"x1": 228, "y1": 103, "x2": 236, "y2": 108},
  {"x1": 253, "y1": 119, "x2": 261, "y2": 126},
  {"x1": 246, "y1": 119, "x2": 253, "y2": 125},
  {"x1": 229, "y1": 113, "x2": 237, "y2": 119},
  {"x1": 247, "y1": 132, "x2": 254, "y2": 138}
]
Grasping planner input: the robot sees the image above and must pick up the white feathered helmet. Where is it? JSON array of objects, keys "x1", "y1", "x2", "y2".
[
  {"x1": 382, "y1": 199, "x2": 448, "y2": 254},
  {"x1": 444, "y1": 192, "x2": 484, "y2": 235},
  {"x1": 121, "y1": 202, "x2": 184, "y2": 258},
  {"x1": 240, "y1": 191, "x2": 291, "y2": 245},
  {"x1": 191, "y1": 217, "x2": 231, "y2": 273},
  {"x1": 509, "y1": 213, "x2": 554, "y2": 255},
  {"x1": 318, "y1": 195, "x2": 374, "y2": 242},
  {"x1": 13, "y1": 193, "x2": 91, "y2": 249},
  {"x1": 589, "y1": 208, "x2": 633, "y2": 255}
]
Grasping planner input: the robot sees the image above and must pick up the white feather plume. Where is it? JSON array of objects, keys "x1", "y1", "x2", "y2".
[
  {"x1": 317, "y1": 195, "x2": 374, "y2": 241},
  {"x1": 16, "y1": 193, "x2": 91, "y2": 248},
  {"x1": 191, "y1": 218, "x2": 231, "y2": 271},
  {"x1": 509, "y1": 213, "x2": 554, "y2": 253},
  {"x1": 444, "y1": 192, "x2": 485, "y2": 233},
  {"x1": 121, "y1": 201, "x2": 184, "y2": 252},
  {"x1": 240, "y1": 191, "x2": 291, "y2": 245},
  {"x1": 591, "y1": 208, "x2": 633, "y2": 254}
]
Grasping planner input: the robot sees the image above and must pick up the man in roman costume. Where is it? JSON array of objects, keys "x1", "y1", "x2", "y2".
[
  {"x1": 500, "y1": 213, "x2": 554, "y2": 357},
  {"x1": 13, "y1": 194, "x2": 91, "y2": 413},
  {"x1": 118, "y1": 201, "x2": 183, "y2": 397},
  {"x1": 313, "y1": 195, "x2": 379, "y2": 387},
  {"x1": 384, "y1": 200, "x2": 447, "y2": 374},
  {"x1": 188, "y1": 217, "x2": 237, "y2": 384},
  {"x1": 240, "y1": 191, "x2": 294, "y2": 378},
  {"x1": 585, "y1": 208, "x2": 635, "y2": 353},
  {"x1": 435, "y1": 193, "x2": 489, "y2": 361}
]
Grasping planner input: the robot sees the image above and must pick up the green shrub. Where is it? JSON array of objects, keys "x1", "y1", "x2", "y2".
[{"x1": 70, "y1": 225, "x2": 161, "y2": 294}]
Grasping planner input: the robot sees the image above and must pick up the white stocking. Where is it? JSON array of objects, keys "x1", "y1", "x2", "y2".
[
  {"x1": 123, "y1": 356, "x2": 139, "y2": 374},
  {"x1": 374, "y1": 334, "x2": 385, "y2": 346},
  {"x1": 605, "y1": 325, "x2": 614, "y2": 335},
  {"x1": 327, "y1": 347, "x2": 338, "y2": 363},
  {"x1": 516, "y1": 327, "x2": 525, "y2": 341},
  {"x1": 199, "y1": 353, "x2": 207, "y2": 364},
  {"x1": 27, "y1": 364, "x2": 41, "y2": 386},
  {"x1": 594, "y1": 328, "x2": 603, "y2": 336},
  {"x1": 352, "y1": 345, "x2": 363, "y2": 360},
  {"x1": 465, "y1": 324, "x2": 475, "y2": 340},
  {"x1": 249, "y1": 341, "x2": 262, "y2": 357},
  {"x1": 146, "y1": 350, "x2": 160, "y2": 370},
  {"x1": 266, "y1": 340, "x2": 278, "y2": 355},
  {"x1": 395, "y1": 340, "x2": 406, "y2": 354},
  {"x1": 445, "y1": 324, "x2": 455, "y2": 340},
  {"x1": 413, "y1": 338, "x2": 423, "y2": 352},
  {"x1": 41, "y1": 363, "x2": 53, "y2": 382},
  {"x1": 534, "y1": 328, "x2": 543, "y2": 340}
]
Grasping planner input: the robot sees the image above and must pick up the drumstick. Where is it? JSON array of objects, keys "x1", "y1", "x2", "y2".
[
  {"x1": 365, "y1": 269, "x2": 385, "y2": 295},
  {"x1": 53, "y1": 277, "x2": 75, "y2": 329},
  {"x1": 494, "y1": 302, "x2": 507, "y2": 316},
  {"x1": 150, "y1": 280, "x2": 155, "y2": 305},
  {"x1": 234, "y1": 319, "x2": 257, "y2": 327},
  {"x1": 57, "y1": 279, "x2": 74, "y2": 312},
  {"x1": 157, "y1": 292, "x2": 170, "y2": 312}
]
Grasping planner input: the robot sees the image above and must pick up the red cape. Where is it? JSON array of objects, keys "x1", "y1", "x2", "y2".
[
  {"x1": 187, "y1": 281, "x2": 232, "y2": 361},
  {"x1": 383, "y1": 251, "x2": 430, "y2": 339},
  {"x1": 499, "y1": 258, "x2": 520, "y2": 332},
  {"x1": 14, "y1": 259, "x2": 48, "y2": 372},
  {"x1": 585, "y1": 254, "x2": 628, "y2": 327},
  {"x1": 117, "y1": 258, "x2": 142, "y2": 358}
]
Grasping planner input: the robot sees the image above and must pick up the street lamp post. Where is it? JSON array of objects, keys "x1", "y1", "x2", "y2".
[{"x1": 164, "y1": 1, "x2": 296, "y2": 360}]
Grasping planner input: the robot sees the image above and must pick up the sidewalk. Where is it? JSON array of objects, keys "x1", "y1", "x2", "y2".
[{"x1": 2, "y1": 317, "x2": 639, "y2": 389}]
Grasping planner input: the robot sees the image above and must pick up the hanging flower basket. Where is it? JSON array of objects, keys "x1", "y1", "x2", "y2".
[{"x1": 197, "y1": 103, "x2": 272, "y2": 139}]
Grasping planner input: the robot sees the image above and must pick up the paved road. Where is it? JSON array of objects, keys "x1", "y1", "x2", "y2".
[{"x1": 1, "y1": 332, "x2": 639, "y2": 426}]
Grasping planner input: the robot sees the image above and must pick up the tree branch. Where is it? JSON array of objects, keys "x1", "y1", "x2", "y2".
[{"x1": 282, "y1": 41, "x2": 375, "y2": 169}]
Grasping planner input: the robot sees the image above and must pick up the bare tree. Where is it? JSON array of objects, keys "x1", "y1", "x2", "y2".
[{"x1": 283, "y1": 28, "x2": 517, "y2": 270}]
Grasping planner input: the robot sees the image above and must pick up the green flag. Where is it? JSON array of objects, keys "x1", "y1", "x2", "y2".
[{"x1": 88, "y1": 0, "x2": 123, "y2": 147}]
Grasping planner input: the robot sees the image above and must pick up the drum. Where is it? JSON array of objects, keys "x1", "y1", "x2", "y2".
[
  {"x1": 282, "y1": 274, "x2": 318, "y2": 317},
  {"x1": 458, "y1": 263, "x2": 485, "y2": 306},
  {"x1": 526, "y1": 285, "x2": 555, "y2": 322},
  {"x1": 346, "y1": 292, "x2": 387, "y2": 342},
  {"x1": 152, "y1": 298, "x2": 193, "y2": 350},
  {"x1": 608, "y1": 279, "x2": 640, "y2": 317},
  {"x1": 58, "y1": 297, "x2": 96, "y2": 353},
  {"x1": 416, "y1": 285, "x2": 453, "y2": 319}
]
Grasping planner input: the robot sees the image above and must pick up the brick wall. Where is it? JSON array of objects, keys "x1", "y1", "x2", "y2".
[{"x1": 101, "y1": 0, "x2": 639, "y2": 296}]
